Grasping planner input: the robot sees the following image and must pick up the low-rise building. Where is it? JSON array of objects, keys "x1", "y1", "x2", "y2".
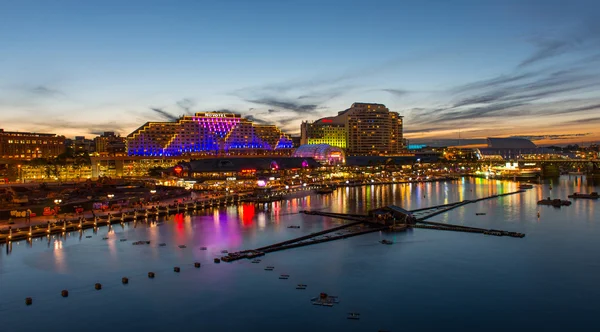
[{"x1": 0, "y1": 129, "x2": 65, "y2": 160}]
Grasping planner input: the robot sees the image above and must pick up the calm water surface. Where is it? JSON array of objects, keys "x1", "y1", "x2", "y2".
[{"x1": 1, "y1": 176, "x2": 599, "y2": 331}]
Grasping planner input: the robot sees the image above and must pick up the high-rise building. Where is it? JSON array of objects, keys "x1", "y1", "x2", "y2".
[
  {"x1": 127, "y1": 112, "x2": 294, "y2": 157},
  {"x1": 300, "y1": 103, "x2": 404, "y2": 156},
  {"x1": 0, "y1": 129, "x2": 65, "y2": 160}
]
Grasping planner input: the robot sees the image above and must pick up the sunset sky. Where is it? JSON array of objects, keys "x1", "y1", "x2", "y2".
[{"x1": 1, "y1": 0, "x2": 599, "y2": 146}]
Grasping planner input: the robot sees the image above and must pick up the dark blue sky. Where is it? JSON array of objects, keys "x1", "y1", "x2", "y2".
[{"x1": 1, "y1": 0, "x2": 599, "y2": 144}]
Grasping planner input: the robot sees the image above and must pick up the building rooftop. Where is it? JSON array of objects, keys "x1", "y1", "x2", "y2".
[
  {"x1": 487, "y1": 138, "x2": 537, "y2": 149},
  {"x1": 0, "y1": 129, "x2": 60, "y2": 137}
]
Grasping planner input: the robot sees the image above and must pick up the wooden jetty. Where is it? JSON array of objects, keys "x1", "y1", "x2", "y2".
[{"x1": 0, "y1": 197, "x2": 244, "y2": 243}]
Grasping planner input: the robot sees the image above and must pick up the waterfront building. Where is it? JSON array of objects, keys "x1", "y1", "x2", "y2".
[
  {"x1": 127, "y1": 112, "x2": 294, "y2": 157},
  {"x1": 94, "y1": 132, "x2": 126, "y2": 156},
  {"x1": 0, "y1": 129, "x2": 65, "y2": 161},
  {"x1": 300, "y1": 117, "x2": 347, "y2": 148},
  {"x1": 20, "y1": 164, "x2": 93, "y2": 181},
  {"x1": 300, "y1": 103, "x2": 404, "y2": 156},
  {"x1": 476, "y1": 138, "x2": 541, "y2": 160},
  {"x1": 293, "y1": 144, "x2": 346, "y2": 165},
  {"x1": 90, "y1": 156, "x2": 185, "y2": 178},
  {"x1": 66, "y1": 136, "x2": 95, "y2": 155}
]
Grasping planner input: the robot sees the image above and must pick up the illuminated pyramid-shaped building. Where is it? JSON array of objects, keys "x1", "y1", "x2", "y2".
[{"x1": 127, "y1": 112, "x2": 293, "y2": 157}]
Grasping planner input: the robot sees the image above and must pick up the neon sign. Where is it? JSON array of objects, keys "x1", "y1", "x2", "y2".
[{"x1": 174, "y1": 165, "x2": 183, "y2": 175}]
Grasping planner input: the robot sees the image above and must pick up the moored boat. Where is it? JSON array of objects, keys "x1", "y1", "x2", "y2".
[
  {"x1": 568, "y1": 192, "x2": 599, "y2": 199},
  {"x1": 316, "y1": 186, "x2": 335, "y2": 194},
  {"x1": 537, "y1": 197, "x2": 571, "y2": 207}
]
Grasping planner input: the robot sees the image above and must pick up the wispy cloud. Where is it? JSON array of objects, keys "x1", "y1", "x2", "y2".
[
  {"x1": 548, "y1": 103, "x2": 600, "y2": 115},
  {"x1": 244, "y1": 114, "x2": 270, "y2": 125},
  {"x1": 29, "y1": 85, "x2": 65, "y2": 97},
  {"x1": 565, "y1": 116, "x2": 600, "y2": 124},
  {"x1": 511, "y1": 133, "x2": 591, "y2": 141},
  {"x1": 381, "y1": 89, "x2": 409, "y2": 97},
  {"x1": 518, "y1": 20, "x2": 600, "y2": 68},
  {"x1": 246, "y1": 98, "x2": 319, "y2": 114},
  {"x1": 176, "y1": 98, "x2": 196, "y2": 115},
  {"x1": 149, "y1": 107, "x2": 179, "y2": 121},
  {"x1": 29, "y1": 119, "x2": 132, "y2": 136}
]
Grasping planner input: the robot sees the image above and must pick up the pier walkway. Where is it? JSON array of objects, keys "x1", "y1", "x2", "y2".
[
  {"x1": 218, "y1": 190, "x2": 526, "y2": 261},
  {"x1": 2, "y1": 189, "x2": 526, "y2": 258},
  {"x1": 407, "y1": 190, "x2": 525, "y2": 221}
]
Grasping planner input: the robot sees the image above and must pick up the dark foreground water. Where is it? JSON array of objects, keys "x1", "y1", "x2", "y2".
[{"x1": 1, "y1": 176, "x2": 599, "y2": 331}]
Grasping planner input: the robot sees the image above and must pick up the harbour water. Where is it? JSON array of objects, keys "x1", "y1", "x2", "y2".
[{"x1": 1, "y1": 176, "x2": 598, "y2": 331}]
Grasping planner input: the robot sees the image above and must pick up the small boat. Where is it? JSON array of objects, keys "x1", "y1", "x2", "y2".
[
  {"x1": 279, "y1": 275, "x2": 289, "y2": 280},
  {"x1": 159, "y1": 243, "x2": 166, "y2": 247},
  {"x1": 518, "y1": 184, "x2": 533, "y2": 189},
  {"x1": 296, "y1": 284, "x2": 307, "y2": 290},
  {"x1": 178, "y1": 245, "x2": 187, "y2": 249},
  {"x1": 251, "y1": 259, "x2": 261, "y2": 264},
  {"x1": 214, "y1": 258, "x2": 221, "y2": 263},
  {"x1": 200, "y1": 247, "x2": 207, "y2": 250},
  {"x1": 537, "y1": 198, "x2": 572, "y2": 207},
  {"x1": 287, "y1": 225, "x2": 300, "y2": 229},
  {"x1": 347, "y1": 312, "x2": 360, "y2": 320},
  {"x1": 316, "y1": 187, "x2": 335, "y2": 194},
  {"x1": 568, "y1": 192, "x2": 599, "y2": 199},
  {"x1": 120, "y1": 239, "x2": 127, "y2": 242},
  {"x1": 265, "y1": 266, "x2": 274, "y2": 271},
  {"x1": 85, "y1": 236, "x2": 92, "y2": 238},
  {"x1": 379, "y1": 239, "x2": 393, "y2": 245},
  {"x1": 475, "y1": 213, "x2": 486, "y2": 216},
  {"x1": 102, "y1": 237, "x2": 109, "y2": 240}
]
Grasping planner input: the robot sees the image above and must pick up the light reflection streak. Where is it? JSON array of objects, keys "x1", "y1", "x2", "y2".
[{"x1": 52, "y1": 239, "x2": 67, "y2": 273}]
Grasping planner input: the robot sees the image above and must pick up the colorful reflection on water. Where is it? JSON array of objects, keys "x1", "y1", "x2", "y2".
[{"x1": 0, "y1": 176, "x2": 599, "y2": 331}]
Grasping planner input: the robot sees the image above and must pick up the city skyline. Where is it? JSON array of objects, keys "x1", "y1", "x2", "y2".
[{"x1": 2, "y1": 0, "x2": 600, "y2": 146}]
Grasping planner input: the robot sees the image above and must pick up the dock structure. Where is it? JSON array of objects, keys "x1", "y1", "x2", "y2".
[
  {"x1": 0, "y1": 197, "x2": 244, "y2": 243},
  {"x1": 2, "y1": 190, "x2": 525, "y2": 258},
  {"x1": 220, "y1": 191, "x2": 526, "y2": 262}
]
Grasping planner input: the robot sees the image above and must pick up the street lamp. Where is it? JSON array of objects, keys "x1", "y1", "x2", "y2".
[
  {"x1": 54, "y1": 199, "x2": 62, "y2": 218},
  {"x1": 150, "y1": 189, "x2": 156, "y2": 194},
  {"x1": 107, "y1": 194, "x2": 114, "y2": 199}
]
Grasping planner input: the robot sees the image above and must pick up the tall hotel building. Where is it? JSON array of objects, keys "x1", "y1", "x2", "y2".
[
  {"x1": 127, "y1": 112, "x2": 294, "y2": 157},
  {"x1": 301, "y1": 103, "x2": 404, "y2": 156}
]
